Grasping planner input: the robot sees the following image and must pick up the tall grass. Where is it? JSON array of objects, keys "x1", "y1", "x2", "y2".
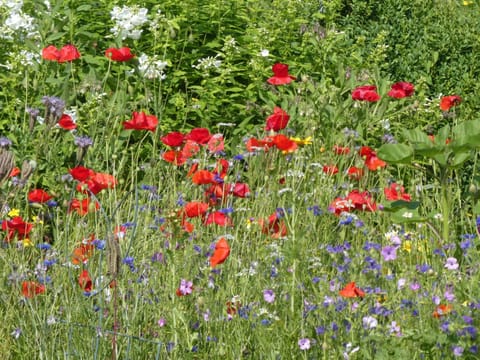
[{"x1": 1, "y1": 0, "x2": 480, "y2": 359}]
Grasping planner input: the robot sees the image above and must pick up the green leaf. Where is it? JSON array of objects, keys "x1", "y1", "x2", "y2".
[
  {"x1": 45, "y1": 32, "x2": 67, "y2": 42},
  {"x1": 391, "y1": 208, "x2": 425, "y2": 223},
  {"x1": 451, "y1": 150, "x2": 472, "y2": 168},
  {"x1": 382, "y1": 200, "x2": 420, "y2": 213},
  {"x1": 377, "y1": 143, "x2": 413, "y2": 164}
]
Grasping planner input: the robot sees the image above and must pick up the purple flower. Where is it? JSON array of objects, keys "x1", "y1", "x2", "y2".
[
  {"x1": 178, "y1": 279, "x2": 193, "y2": 296},
  {"x1": 444, "y1": 289, "x2": 455, "y2": 302},
  {"x1": 0, "y1": 136, "x2": 12, "y2": 148},
  {"x1": 263, "y1": 289, "x2": 275, "y2": 303},
  {"x1": 453, "y1": 346, "x2": 464, "y2": 357},
  {"x1": 445, "y1": 257, "x2": 459, "y2": 270},
  {"x1": 74, "y1": 135, "x2": 94, "y2": 148},
  {"x1": 381, "y1": 245, "x2": 397, "y2": 261},
  {"x1": 298, "y1": 338, "x2": 311, "y2": 350},
  {"x1": 410, "y1": 282, "x2": 421, "y2": 291}
]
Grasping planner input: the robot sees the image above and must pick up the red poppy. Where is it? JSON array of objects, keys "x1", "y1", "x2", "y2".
[
  {"x1": 359, "y1": 146, "x2": 376, "y2": 159},
  {"x1": 272, "y1": 134, "x2": 298, "y2": 153},
  {"x1": 181, "y1": 140, "x2": 201, "y2": 159},
  {"x1": 214, "y1": 159, "x2": 230, "y2": 179},
  {"x1": 205, "y1": 184, "x2": 228, "y2": 204},
  {"x1": 359, "y1": 146, "x2": 387, "y2": 171},
  {"x1": 265, "y1": 107, "x2": 290, "y2": 132},
  {"x1": 42, "y1": 44, "x2": 81, "y2": 63},
  {"x1": 70, "y1": 166, "x2": 95, "y2": 182},
  {"x1": 323, "y1": 165, "x2": 339, "y2": 175},
  {"x1": 230, "y1": 182, "x2": 250, "y2": 197},
  {"x1": 260, "y1": 213, "x2": 288, "y2": 238},
  {"x1": 22, "y1": 281, "x2": 46, "y2": 298},
  {"x1": 192, "y1": 170, "x2": 215, "y2": 185},
  {"x1": 347, "y1": 190, "x2": 377, "y2": 212},
  {"x1": 105, "y1": 47, "x2": 134, "y2": 62},
  {"x1": 207, "y1": 133, "x2": 225, "y2": 153},
  {"x1": 28, "y1": 189, "x2": 53, "y2": 203},
  {"x1": 347, "y1": 166, "x2": 364, "y2": 180},
  {"x1": 204, "y1": 211, "x2": 233, "y2": 227},
  {"x1": 59, "y1": 44, "x2": 81, "y2": 62},
  {"x1": 333, "y1": 145, "x2": 350, "y2": 155},
  {"x1": 384, "y1": 183, "x2": 411, "y2": 201},
  {"x1": 339, "y1": 282, "x2": 365, "y2": 298},
  {"x1": 245, "y1": 137, "x2": 275, "y2": 152},
  {"x1": 351, "y1": 85, "x2": 380, "y2": 102},
  {"x1": 184, "y1": 201, "x2": 209, "y2": 218},
  {"x1": 440, "y1": 95, "x2": 462, "y2": 111},
  {"x1": 161, "y1": 131, "x2": 185, "y2": 147},
  {"x1": 42, "y1": 45, "x2": 60, "y2": 61},
  {"x1": 69, "y1": 198, "x2": 99, "y2": 216},
  {"x1": 329, "y1": 197, "x2": 354, "y2": 215},
  {"x1": 329, "y1": 190, "x2": 376, "y2": 215},
  {"x1": 58, "y1": 114, "x2": 77, "y2": 130},
  {"x1": 210, "y1": 237, "x2": 230, "y2": 268},
  {"x1": 365, "y1": 155, "x2": 387, "y2": 171},
  {"x1": 267, "y1": 63, "x2": 296, "y2": 85},
  {"x1": 162, "y1": 150, "x2": 186, "y2": 166},
  {"x1": 92, "y1": 172, "x2": 117, "y2": 191},
  {"x1": 433, "y1": 304, "x2": 453, "y2": 318},
  {"x1": 9, "y1": 167, "x2": 21, "y2": 177},
  {"x1": 187, "y1": 163, "x2": 199, "y2": 178},
  {"x1": 185, "y1": 128, "x2": 211, "y2": 144},
  {"x1": 1, "y1": 216, "x2": 33, "y2": 242},
  {"x1": 123, "y1": 111, "x2": 158, "y2": 132},
  {"x1": 78, "y1": 269, "x2": 93, "y2": 292},
  {"x1": 387, "y1": 82, "x2": 415, "y2": 99},
  {"x1": 71, "y1": 237, "x2": 95, "y2": 265}
]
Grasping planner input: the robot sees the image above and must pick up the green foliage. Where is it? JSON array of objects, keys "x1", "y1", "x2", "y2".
[{"x1": 1, "y1": 0, "x2": 480, "y2": 359}]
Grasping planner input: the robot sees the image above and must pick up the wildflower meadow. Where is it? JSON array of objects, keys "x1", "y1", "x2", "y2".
[{"x1": 2, "y1": 0, "x2": 480, "y2": 359}]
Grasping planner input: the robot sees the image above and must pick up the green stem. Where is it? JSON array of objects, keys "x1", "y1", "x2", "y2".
[{"x1": 440, "y1": 167, "x2": 450, "y2": 244}]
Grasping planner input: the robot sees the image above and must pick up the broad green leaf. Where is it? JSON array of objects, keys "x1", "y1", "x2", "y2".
[
  {"x1": 403, "y1": 128, "x2": 431, "y2": 144},
  {"x1": 377, "y1": 143, "x2": 413, "y2": 164},
  {"x1": 451, "y1": 150, "x2": 472, "y2": 168}
]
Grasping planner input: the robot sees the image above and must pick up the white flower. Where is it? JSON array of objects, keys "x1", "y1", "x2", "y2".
[
  {"x1": 362, "y1": 316, "x2": 378, "y2": 329},
  {"x1": 137, "y1": 53, "x2": 168, "y2": 80},
  {"x1": 110, "y1": 5, "x2": 149, "y2": 40},
  {"x1": 193, "y1": 55, "x2": 222, "y2": 71},
  {"x1": 260, "y1": 49, "x2": 270, "y2": 57}
]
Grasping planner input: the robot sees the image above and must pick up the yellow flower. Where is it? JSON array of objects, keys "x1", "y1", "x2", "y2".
[
  {"x1": 22, "y1": 238, "x2": 33, "y2": 247},
  {"x1": 290, "y1": 136, "x2": 313, "y2": 146},
  {"x1": 402, "y1": 240, "x2": 412, "y2": 253},
  {"x1": 32, "y1": 216, "x2": 44, "y2": 225},
  {"x1": 7, "y1": 208, "x2": 20, "y2": 217},
  {"x1": 463, "y1": 0, "x2": 473, "y2": 5}
]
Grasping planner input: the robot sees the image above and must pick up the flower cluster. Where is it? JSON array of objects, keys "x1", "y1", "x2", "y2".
[{"x1": 110, "y1": 5, "x2": 149, "y2": 40}]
